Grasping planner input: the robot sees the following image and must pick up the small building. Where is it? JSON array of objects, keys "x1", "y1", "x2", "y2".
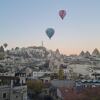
[
  {"x1": 39, "y1": 74, "x2": 51, "y2": 83},
  {"x1": 32, "y1": 70, "x2": 52, "y2": 79},
  {"x1": 0, "y1": 72, "x2": 27, "y2": 100}
]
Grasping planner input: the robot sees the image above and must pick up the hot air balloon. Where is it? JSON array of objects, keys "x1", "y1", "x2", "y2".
[
  {"x1": 46, "y1": 28, "x2": 55, "y2": 39},
  {"x1": 59, "y1": 10, "x2": 66, "y2": 20}
]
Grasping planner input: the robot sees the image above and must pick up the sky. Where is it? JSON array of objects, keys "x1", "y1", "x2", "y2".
[{"x1": 0, "y1": 0, "x2": 100, "y2": 55}]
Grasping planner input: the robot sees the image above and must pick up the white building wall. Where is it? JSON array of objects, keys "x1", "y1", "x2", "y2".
[
  {"x1": 68, "y1": 64, "x2": 91, "y2": 76},
  {"x1": 0, "y1": 72, "x2": 15, "y2": 77},
  {"x1": 0, "y1": 86, "x2": 10, "y2": 100},
  {"x1": 33, "y1": 71, "x2": 52, "y2": 79},
  {"x1": 94, "y1": 70, "x2": 100, "y2": 73},
  {"x1": 10, "y1": 85, "x2": 27, "y2": 100}
]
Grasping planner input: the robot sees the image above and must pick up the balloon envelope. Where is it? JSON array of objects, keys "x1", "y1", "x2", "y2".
[
  {"x1": 46, "y1": 28, "x2": 55, "y2": 39},
  {"x1": 59, "y1": 10, "x2": 66, "y2": 20}
]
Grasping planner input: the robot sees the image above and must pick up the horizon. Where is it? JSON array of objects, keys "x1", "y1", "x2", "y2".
[
  {"x1": 0, "y1": 0, "x2": 100, "y2": 55},
  {"x1": 1, "y1": 44, "x2": 99, "y2": 56}
]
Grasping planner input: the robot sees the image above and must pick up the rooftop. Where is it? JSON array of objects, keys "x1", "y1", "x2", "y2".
[
  {"x1": 58, "y1": 87, "x2": 100, "y2": 100},
  {"x1": 0, "y1": 76, "x2": 19, "y2": 80},
  {"x1": 51, "y1": 79, "x2": 75, "y2": 88}
]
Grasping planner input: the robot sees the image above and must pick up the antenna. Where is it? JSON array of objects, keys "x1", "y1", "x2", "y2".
[{"x1": 42, "y1": 41, "x2": 43, "y2": 47}]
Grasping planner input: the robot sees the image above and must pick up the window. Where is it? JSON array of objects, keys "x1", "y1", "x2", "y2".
[
  {"x1": 16, "y1": 96, "x2": 18, "y2": 98},
  {"x1": 3, "y1": 93, "x2": 6, "y2": 98}
]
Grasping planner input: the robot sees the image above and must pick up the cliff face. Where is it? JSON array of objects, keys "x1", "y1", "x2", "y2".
[
  {"x1": 79, "y1": 51, "x2": 85, "y2": 56},
  {"x1": 79, "y1": 51, "x2": 91, "y2": 58},
  {"x1": 1, "y1": 46, "x2": 100, "y2": 76},
  {"x1": 92, "y1": 48, "x2": 100, "y2": 57},
  {"x1": 3, "y1": 47, "x2": 65, "y2": 72}
]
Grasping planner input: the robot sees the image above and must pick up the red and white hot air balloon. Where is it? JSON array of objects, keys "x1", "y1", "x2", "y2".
[{"x1": 59, "y1": 10, "x2": 66, "y2": 20}]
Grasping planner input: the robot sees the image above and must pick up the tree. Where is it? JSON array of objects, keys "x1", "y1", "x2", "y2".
[
  {"x1": 26, "y1": 80, "x2": 44, "y2": 94},
  {"x1": 58, "y1": 68, "x2": 64, "y2": 80}
]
